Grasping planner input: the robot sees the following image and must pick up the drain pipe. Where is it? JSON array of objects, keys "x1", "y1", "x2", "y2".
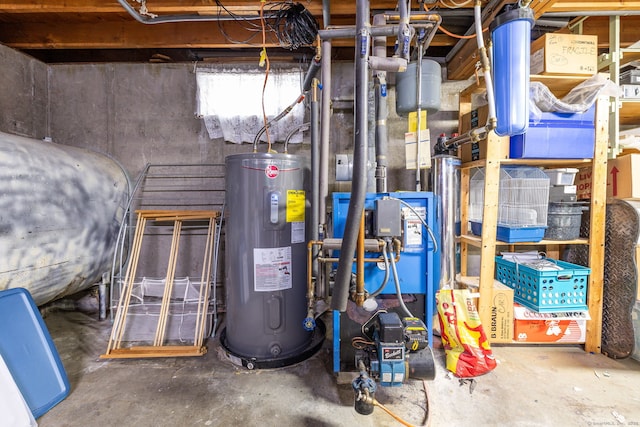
[{"x1": 332, "y1": 0, "x2": 370, "y2": 312}]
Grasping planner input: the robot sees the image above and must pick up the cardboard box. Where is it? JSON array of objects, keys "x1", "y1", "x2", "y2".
[
  {"x1": 456, "y1": 276, "x2": 514, "y2": 343},
  {"x1": 530, "y1": 33, "x2": 598, "y2": 76},
  {"x1": 458, "y1": 105, "x2": 509, "y2": 163},
  {"x1": 575, "y1": 154, "x2": 640, "y2": 199},
  {"x1": 513, "y1": 304, "x2": 589, "y2": 343}
]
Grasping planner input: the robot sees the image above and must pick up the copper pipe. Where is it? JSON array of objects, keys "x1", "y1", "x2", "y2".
[{"x1": 355, "y1": 211, "x2": 366, "y2": 306}]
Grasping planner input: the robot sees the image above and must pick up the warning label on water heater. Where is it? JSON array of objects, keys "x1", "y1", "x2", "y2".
[
  {"x1": 286, "y1": 190, "x2": 305, "y2": 222},
  {"x1": 253, "y1": 246, "x2": 292, "y2": 292}
]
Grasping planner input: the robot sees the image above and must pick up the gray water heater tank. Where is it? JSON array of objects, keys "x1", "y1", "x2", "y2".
[
  {"x1": 395, "y1": 59, "x2": 442, "y2": 116},
  {"x1": 224, "y1": 153, "x2": 311, "y2": 362}
]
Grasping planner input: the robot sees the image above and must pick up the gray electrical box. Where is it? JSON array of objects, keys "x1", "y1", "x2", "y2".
[{"x1": 375, "y1": 198, "x2": 401, "y2": 237}]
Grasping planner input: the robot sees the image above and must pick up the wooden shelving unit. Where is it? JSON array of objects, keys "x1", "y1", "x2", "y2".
[{"x1": 458, "y1": 78, "x2": 609, "y2": 353}]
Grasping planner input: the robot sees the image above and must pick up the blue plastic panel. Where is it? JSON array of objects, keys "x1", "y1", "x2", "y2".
[
  {"x1": 0, "y1": 288, "x2": 70, "y2": 418},
  {"x1": 510, "y1": 105, "x2": 596, "y2": 159},
  {"x1": 471, "y1": 221, "x2": 546, "y2": 243},
  {"x1": 332, "y1": 192, "x2": 437, "y2": 295}
]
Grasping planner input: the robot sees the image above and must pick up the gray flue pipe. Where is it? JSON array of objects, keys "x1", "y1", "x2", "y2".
[{"x1": 331, "y1": 0, "x2": 371, "y2": 312}]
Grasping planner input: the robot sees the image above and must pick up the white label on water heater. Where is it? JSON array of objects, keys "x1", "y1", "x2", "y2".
[
  {"x1": 291, "y1": 222, "x2": 305, "y2": 244},
  {"x1": 253, "y1": 246, "x2": 293, "y2": 292}
]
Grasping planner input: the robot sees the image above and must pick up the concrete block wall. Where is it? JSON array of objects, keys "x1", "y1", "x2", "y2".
[{"x1": 0, "y1": 45, "x2": 48, "y2": 139}]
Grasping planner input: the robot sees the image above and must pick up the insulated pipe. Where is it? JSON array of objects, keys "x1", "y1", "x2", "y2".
[
  {"x1": 396, "y1": 0, "x2": 411, "y2": 60},
  {"x1": 373, "y1": 14, "x2": 389, "y2": 194},
  {"x1": 332, "y1": 0, "x2": 370, "y2": 312},
  {"x1": 319, "y1": 25, "x2": 398, "y2": 40},
  {"x1": 319, "y1": 40, "x2": 332, "y2": 229},
  {"x1": 374, "y1": 76, "x2": 389, "y2": 193},
  {"x1": 303, "y1": 57, "x2": 322, "y2": 93}
]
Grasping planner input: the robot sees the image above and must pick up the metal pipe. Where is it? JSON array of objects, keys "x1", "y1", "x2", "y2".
[
  {"x1": 432, "y1": 155, "x2": 461, "y2": 289},
  {"x1": 475, "y1": 0, "x2": 497, "y2": 129},
  {"x1": 356, "y1": 211, "x2": 366, "y2": 306},
  {"x1": 332, "y1": 0, "x2": 370, "y2": 312},
  {"x1": 322, "y1": 0, "x2": 331, "y2": 28},
  {"x1": 319, "y1": 40, "x2": 332, "y2": 229},
  {"x1": 283, "y1": 122, "x2": 310, "y2": 153},
  {"x1": 310, "y1": 80, "x2": 320, "y2": 277},
  {"x1": 117, "y1": 0, "x2": 265, "y2": 24}
]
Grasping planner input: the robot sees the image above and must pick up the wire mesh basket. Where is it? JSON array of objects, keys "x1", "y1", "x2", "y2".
[{"x1": 470, "y1": 166, "x2": 550, "y2": 227}]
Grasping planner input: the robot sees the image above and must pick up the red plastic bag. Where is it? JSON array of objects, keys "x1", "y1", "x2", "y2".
[{"x1": 436, "y1": 288, "x2": 497, "y2": 377}]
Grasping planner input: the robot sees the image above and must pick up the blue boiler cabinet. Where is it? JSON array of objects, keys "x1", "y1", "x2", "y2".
[{"x1": 331, "y1": 192, "x2": 439, "y2": 374}]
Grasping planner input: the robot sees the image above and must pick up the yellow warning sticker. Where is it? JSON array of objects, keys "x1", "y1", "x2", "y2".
[{"x1": 286, "y1": 190, "x2": 305, "y2": 222}]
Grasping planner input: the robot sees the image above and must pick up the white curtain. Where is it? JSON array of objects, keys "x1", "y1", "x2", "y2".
[{"x1": 196, "y1": 68, "x2": 305, "y2": 144}]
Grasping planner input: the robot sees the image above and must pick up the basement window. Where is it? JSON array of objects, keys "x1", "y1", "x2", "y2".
[{"x1": 196, "y1": 67, "x2": 305, "y2": 144}]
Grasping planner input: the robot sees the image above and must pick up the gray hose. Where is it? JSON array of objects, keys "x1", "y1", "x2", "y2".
[
  {"x1": 389, "y1": 240, "x2": 413, "y2": 318},
  {"x1": 369, "y1": 242, "x2": 391, "y2": 298}
]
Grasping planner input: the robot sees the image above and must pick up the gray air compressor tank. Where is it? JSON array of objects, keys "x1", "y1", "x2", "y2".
[{"x1": 224, "y1": 153, "x2": 311, "y2": 361}]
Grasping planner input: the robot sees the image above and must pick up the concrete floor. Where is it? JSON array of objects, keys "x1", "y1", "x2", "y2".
[{"x1": 36, "y1": 309, "x2": 640, "y2": 427}]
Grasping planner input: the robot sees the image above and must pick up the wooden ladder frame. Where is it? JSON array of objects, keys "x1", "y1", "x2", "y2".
[{"x1": 102, "y1": 210, "x2": 220, "y2": 359}]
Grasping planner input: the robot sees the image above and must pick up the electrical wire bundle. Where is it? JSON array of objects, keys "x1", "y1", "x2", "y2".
[{"x1": 269, "y1": 2, "x2": 319, "y2": 50}]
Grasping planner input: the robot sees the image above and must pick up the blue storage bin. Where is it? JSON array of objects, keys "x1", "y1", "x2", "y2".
[
  {"x1": 509, "y1": 105, "x2": 596, "y2": 159},
  {"x1": 470, "y1": 221, "x2": 546, "y2": 243},
  {"x1": 495, "y1": 256, "x2": 590, "y2": 312},
  {"x1": 0, "y1": 288, "x2": 70, "y2": 418}
]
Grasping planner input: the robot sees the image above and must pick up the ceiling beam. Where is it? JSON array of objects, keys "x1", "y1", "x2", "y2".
[
  {"x1": 0, "y1": 0, "x2": 403, "y2": 18},
  {"x1": 0, "y1": 19, "x2": 457, "y2": 51},
  {"x1": 548, "y1": 1, "x2": 640, "y2": 11}
]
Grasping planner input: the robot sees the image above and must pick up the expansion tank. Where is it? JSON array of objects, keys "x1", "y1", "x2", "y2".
[{"x1": 0, "y1": 131, "x2": 129, "y2": 306}]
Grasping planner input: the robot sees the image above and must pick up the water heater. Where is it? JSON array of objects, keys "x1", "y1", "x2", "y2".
[{"x1": 223, "y1": 153, "x2": 313, "y2": 367}]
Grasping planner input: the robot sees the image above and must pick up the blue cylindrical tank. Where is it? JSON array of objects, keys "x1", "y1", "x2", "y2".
[
  {"x1": 224, "y1": 153, "x2": 311, "y2": 361},
  {"x1": 491, "y1": 7, "x2": 534, "y2": 136},
  {"x1": 0, "y1": 131, "x2": 129, "y2": 306}
]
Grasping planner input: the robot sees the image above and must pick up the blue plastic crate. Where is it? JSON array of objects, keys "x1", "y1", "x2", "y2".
[
  {"x1": 470, "y1": 221, "x2": 546, "y2": 243},
  {"x1": 494, "y1": 257, "x2": 590, "y2": 312},
  {"x1": 510, "y1": 105, "x2": 596, "y2": 159},
  {"x1": 0, "y1": 288, "x2": 70, "y2": 418}
]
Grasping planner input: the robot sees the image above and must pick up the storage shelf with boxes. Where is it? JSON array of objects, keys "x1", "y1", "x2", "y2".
[{"x1": 457, "y1": 69, "x2": 608, "y2": 349}]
